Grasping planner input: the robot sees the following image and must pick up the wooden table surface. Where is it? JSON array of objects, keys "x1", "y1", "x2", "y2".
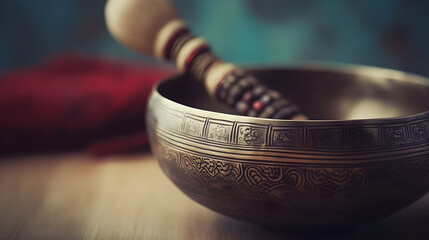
[{"x1": 1, "y1": 152, "x2": 429, "y2": 240}]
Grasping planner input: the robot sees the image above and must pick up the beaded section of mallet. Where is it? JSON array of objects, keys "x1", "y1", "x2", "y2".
[
  {"x1": 154, "y1": 19, "x2": 304, "y2": 119},
  {"x1": 215, "y1": 70, "x2": 301, "y2": 119}
]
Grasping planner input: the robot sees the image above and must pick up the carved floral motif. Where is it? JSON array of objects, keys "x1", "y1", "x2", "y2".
[
  {"x1": 410, "y1": 122, "x2": 429, "y2": 142},
  {"x1": 272, "y1": 129, "x2": 301, "y2": 147},
  {"x1": 238, "y1": 126, "x2": 265, "y2": 145},
  {"x1": 208, "y1": 124, "x2": 230, "y2": 143},
  {"x1": 184, "y1": 118, "x2": 204, "y2": 137},
  {"x1": 384, "y1": 126, "x2": 407, "y2": 145}
]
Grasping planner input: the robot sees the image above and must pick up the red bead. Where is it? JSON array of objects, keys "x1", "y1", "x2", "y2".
[{"x1": 252, "y1": 101, "x2": 265, "y2": 112}]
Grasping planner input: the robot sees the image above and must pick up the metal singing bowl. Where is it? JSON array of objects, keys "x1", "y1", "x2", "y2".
[{"x1": 146, "y1": 64, "x2": 429, "y2": 229}]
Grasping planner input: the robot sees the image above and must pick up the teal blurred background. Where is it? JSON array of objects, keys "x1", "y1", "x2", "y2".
[{"x1": 1, "y1": 0, "x2": 428, "y2": 76}]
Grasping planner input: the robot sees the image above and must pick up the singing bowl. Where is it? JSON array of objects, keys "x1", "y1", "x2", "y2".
[{"x1": 146, "y1": 64, "x2": 429, "y2": 229}]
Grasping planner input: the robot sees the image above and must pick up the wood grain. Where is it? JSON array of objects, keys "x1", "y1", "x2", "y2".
[{"x1": 1, "y1": 153, "x2": 429, "y2": 240}]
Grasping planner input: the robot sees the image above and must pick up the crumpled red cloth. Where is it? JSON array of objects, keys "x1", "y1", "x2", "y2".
[{"x1": 0, "y1": 55, "x2": 174, "y2": 156}]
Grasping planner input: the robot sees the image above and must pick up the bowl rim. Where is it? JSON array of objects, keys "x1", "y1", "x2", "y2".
[{"x1": 152, "y1": 62, "x2": 429, "y2": 125}]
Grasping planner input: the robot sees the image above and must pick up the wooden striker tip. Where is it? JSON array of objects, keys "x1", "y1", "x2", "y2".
[{"x1": 105, "y1": 0, "x2": 179, "y2": 55}]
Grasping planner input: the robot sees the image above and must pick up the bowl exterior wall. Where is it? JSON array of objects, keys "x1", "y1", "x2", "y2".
[{"x1": 147, "y1": 68, "x2": 429, "y2": 228}]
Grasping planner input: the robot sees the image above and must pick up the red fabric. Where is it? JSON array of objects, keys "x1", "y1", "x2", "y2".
[{"x1": 0, "y1": 55, "x2": 174, "y2": 156}]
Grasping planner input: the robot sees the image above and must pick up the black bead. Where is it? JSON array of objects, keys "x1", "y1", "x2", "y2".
[
  {"x1": 226, "y1": 84, "x2": 245, "y2": 106},
  {"x1": 272, "y1": 104, "x2": 300, "y2": 119}
]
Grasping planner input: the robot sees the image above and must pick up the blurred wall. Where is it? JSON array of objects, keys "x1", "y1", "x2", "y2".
[{"x1": 1, "y1": 0, "x2": 428, "y2": 76}]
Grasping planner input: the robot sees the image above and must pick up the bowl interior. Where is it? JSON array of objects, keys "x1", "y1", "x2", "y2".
[{"x1": 157, "y1": 65, "x2": 429, "y2": 120}]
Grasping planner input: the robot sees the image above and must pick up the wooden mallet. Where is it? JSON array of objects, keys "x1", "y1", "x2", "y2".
[{"x1": 105, "y1": 0, "x2": 307, "y2": 120}]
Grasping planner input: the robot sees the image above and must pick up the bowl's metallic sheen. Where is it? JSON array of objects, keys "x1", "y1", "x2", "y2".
[{"x1": 146, "y1": 64, "x2": 429, "y2": 229}]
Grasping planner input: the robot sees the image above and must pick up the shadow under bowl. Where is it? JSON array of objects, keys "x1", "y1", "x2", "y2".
[{"x1": 146, "y1": 64, "x2": 429, "y2": 229}]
